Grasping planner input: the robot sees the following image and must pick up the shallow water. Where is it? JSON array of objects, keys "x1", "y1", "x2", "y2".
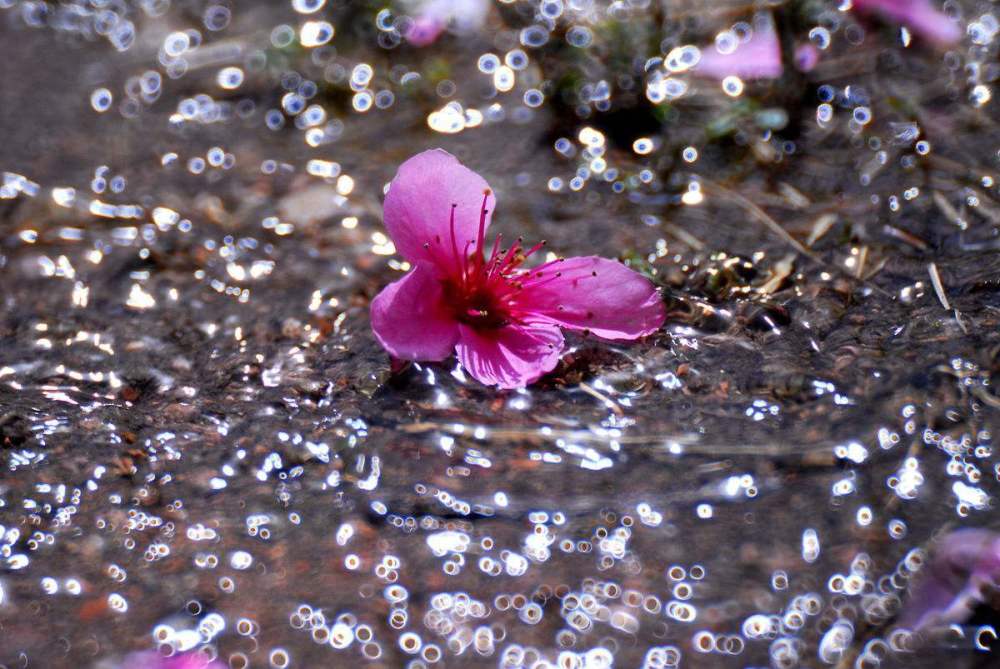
[{"x1": 1, "y1": 1, "x2": 1000, "y2": 668}]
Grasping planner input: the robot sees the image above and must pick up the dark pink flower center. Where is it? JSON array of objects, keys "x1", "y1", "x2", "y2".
[
  {"x1": 426, "y1": 191, "x2": 562, "y2": 331},
  {"x1": 444, "y1": 282, "x2": 509, "y2": 328}
]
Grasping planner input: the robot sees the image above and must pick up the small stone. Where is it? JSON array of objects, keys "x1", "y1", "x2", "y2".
[{"x1": 277, "y1": 184, "x2": 347, "y2": 225}]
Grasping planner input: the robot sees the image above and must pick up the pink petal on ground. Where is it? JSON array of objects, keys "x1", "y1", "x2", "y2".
[
  {"x1": 853, "y1": 0, "x2": 962, "y2": 46},
  {"x1": 121, "y1": 652, "x2": 225, "y2": 669},
  {"x1": 370, "y1": 263, "x2": 459, "y2": 361},
  {"x1": 382, "y1": 149, "x2": 496, "y2": 274},
  {"x1": 513, "y1": 256, "x2": 665, "y2": 341},
  {"x1": 455, "y1": 322, "x2": 564, "y2": 389},
  {"x1": 900, "y1": 529, "x2": 1000, "y2": 629},
  {"x1": 902, "y1": 570, "x2": 978, "y2": 630},
  {"x1": 405, "y1": 16, "x2": 446, "y2": 46},
  {"x1": 794, "y1": 43, "x2": 821, "y2": 72},
  {"x1": 695, "y1": 27, "x2": 784, "y2": 80}
]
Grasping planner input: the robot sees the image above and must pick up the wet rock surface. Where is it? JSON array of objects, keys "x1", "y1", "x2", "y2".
[{"x1": 1, "y1": 1, "x2": 999, "y2": 668}]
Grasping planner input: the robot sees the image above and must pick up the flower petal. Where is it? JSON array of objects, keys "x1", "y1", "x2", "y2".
[
  {"x1": 513, "y1": 256, "x2": 665, "y2": 340},
  {"x1": 794, "y1": 43, "x2": 820, "y2": 72},
  {"x1": 695, "y1": 26, "x2": 784, "y2": 81},
  {"x1": 405, "y1": 16, "x2": 446, "y2": 46},
  {"x1": 853, "y1": 0, "x2": 962, "y2": 46},
  {"x1": 900, "y1": 529, "x2": 1000, "y2": 629},
  {"x1": 370, "y1": 263, "x2": 458, "y2": 361},
  {"x1": 901, "y1": 575, "x2": 971, "y2": 629},
  {"x1": 455, "y1": 323, "x2": 564, "y2": 389},
  {"x1": 383, "y1": 149, "x2": 496, "y2": 273},
  {"x1": 122, "y1": 652, "x2": 226, "y2": 669}
]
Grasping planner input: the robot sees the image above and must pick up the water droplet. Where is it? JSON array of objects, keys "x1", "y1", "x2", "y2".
[{"x1": 90, "y1": 88, "x2": 113, "y2": 112}]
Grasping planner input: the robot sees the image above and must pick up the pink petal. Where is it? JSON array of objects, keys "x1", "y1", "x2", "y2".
[
  {"x1": 405, "y1": 16, "x2": 446, "y2": 46},
  {"x1": 794, "y1": 43, "x2": 820, "y2": 72},
  {"x1": 853, "y1": 0, "x2": 962, "y2": 46},
  {"x1": 513, "y1": 256, "x2": 665, "y2": 341},
  {"x1": 383, "y1": 149, "x2": 496, "y2": 273},
  {"x1": 370, "y1": 263, "x2": 458, "y2": 361},
  {"x1": 121, "y1": 652, "x2": 225, "y2": 669},
  {"x1": 455, "y1": 322, "x2": 564, "y2": 389},
  {"x1": 695, "y1": 27, "x2": 784, "y2": 80},
  {"x1": 901, "y1": 576, "x2": 975, "y2": 629},
  {"x1": 900, "y1": 529, "x2": 1000, "y2": 629}
]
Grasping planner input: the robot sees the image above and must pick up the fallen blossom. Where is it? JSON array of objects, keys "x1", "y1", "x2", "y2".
[
  {"x1": 852, "y1": 0, "x2": 962, "y2": 46},
  {"x1": 901, "y1": 528, "x2": 1000, "y2": 630},
  {"x1": 695, "y1": 23, "x2": 785, "y2": 80},
  {"x1": 370, "y1": 150, "x2": 665, "y2": 389},
  {"x1": 120, "y1": 652, "x2": 225, "y2": 669},
  {"x1": 404, "y1": 0, "x2": 490, "y2": 46}
]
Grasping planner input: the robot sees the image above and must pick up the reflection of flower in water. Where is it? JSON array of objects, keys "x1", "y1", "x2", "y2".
[
  {"x1": 404, "y1": 0, "x2": 491, "y2": 46},
  {"x1": 852, "y1": 0, "x2": 962, "y2": 46},
  {"x1": 901, "y1": 529, "x2": 1000, "y2": 631},
  {"x1": 370, "y1": 150, "x2": 665, "y2": 389}
]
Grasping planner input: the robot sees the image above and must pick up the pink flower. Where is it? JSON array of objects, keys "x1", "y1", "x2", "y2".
[
  {"x1": 370, "y1": 150, "x2": 665, "y2": 389},
  {"x1": 852, "y1": 0, "x2": 962, "y2": 46},
  {"x1": 405, "y1": 0, "x2": 490, "y2": 46},
  {"x1": 405, "y1": 15, "x2": 446, "y2": 47},
  {"x1": 794, "y1": 43, "x2": 821, "y2": 73},
  {"x1": 695, "y1": 24, "x2": 785, "y2": 80},
  {"x1": 900, "y1": 529, "x2": 1000, "y2": 630},
  {"x1": 120, "y1": 652, "x2": 225, "y2": 669}
]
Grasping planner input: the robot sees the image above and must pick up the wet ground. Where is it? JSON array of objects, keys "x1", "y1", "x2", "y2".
[{"x1": 1, "y1": 1, "x2": 1000, "y2": 667}]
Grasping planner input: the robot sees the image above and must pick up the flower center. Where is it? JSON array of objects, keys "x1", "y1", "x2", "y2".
[
  {"x1": 445, "y1": 282, "x2": 509, "y2": 329},
  {"x1": 427, "y1": 192, "x2": 562, "y2": 331}
]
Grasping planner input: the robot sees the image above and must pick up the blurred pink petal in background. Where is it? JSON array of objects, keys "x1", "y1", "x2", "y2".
[{"x1": 852, "y1": 0, "x2": 962, "y2": 45}]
